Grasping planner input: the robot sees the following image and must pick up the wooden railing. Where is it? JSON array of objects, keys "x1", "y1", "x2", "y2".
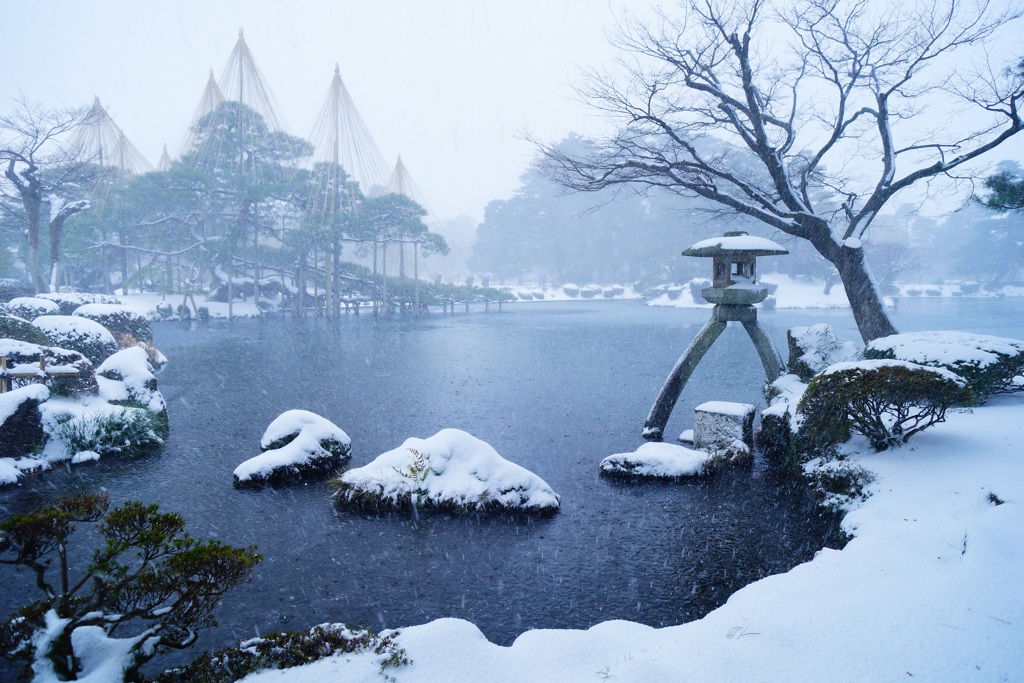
[{"x1": 0, "y1": 355, "x2": 80, "y2": 393}]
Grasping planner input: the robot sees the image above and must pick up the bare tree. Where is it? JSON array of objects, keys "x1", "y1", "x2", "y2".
[
  {"x1": 540, "y1": 0, "x2": 1024, "y2": 342},
  {"x1": 1, "y1": 99, "x2": 92, "y2": 292}
]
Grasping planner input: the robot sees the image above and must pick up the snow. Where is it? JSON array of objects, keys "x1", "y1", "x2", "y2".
[
  {"x1": 695, "y1": 400, "x2": 754, "y2": 417},
  {"x1": 5, "y1": 297, "x2": 59, "y2": 315},
  {"x1": 335, "y1": 428, "x2": 560, "y2": 513},
  {"x1": 243, "y1": 395, "x2": 1024, "y2": 682},
  {"x1": 842, "y1": 236, "x2": 862, "y2": 249},
  {"x1": 866, "y1": 331, "x2": 1024, "y2": 369},
  {"x1": 72, "y1": 302, "x2": 140, "y2": 318},
  {"x1": 599, "y1": 441, "x2": 712, "y2": 478},
  {"x1": 68, "y1": 625, "x2": 143, "y2": 683},
  {"x1": 789, "y1": 323, "x2": 861, "y2": 376},
  {"x1": 821, "y1": 358, "x2": 967, "y2": 385},
  {"x1": 0, "y1": 383, "x2": 49, "y2": 424},
  {"x1": 233, "y1": 410, "x2": 351, "y2": 485},
  {"x1": 32, "y1": 315, "x2": 116, "y2": 346},
  {"x1": 96, "y1": 346, "x2": 166, "y2": 414},
  {"x1": 685, "y1": 234, "x2": 787, "y2": 253}
]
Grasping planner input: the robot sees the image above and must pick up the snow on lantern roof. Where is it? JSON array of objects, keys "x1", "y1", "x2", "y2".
[{"x1": 682, "y1": 231, "x2": 788, "y2": 257}]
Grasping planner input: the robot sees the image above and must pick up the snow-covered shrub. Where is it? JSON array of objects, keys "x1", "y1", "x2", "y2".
[
  {"x1": 333, "y1": 429, "x2": 560, "y2": 514},
  {"x1": 32, "y1": 314, "x2": 118, "y2": 364},
  {"x1": 0, "y1": 492, "x2": 261, "y2": 682},
  {"x1": 925, "y1": 288, "x2": 942, "y2": 297},
  {"x1": 864, "y1": 331, "x2": 1024, "y2": 403},
  {"x1": 0, "y1": 338, "x2": 97, "y2": 396},
  {"x1": 197, "y1": 306, "x2": 210, "y2": 322},
  {"x1": 35, "y1": 291, "x2": 121, "y2": 315},
  {"x1": 0, "y1": 313, "x2": 56, "y2": 346},
  {"x1": 796, "y1": 360, "x2": 975, "y2": 452},
  {"x1": 73, "y1": 303, "x2": 152, "y2": 341},
  {"x1": 152, "y1": 623, "x2": 409, "y2": 683},
  {"x1": 960, "y1": 281, "x2": 980, "y2": 295},
  {"x1": 562, "y1": 283, "x2": 580, "y2": 297},
  {"x1": 803, "y1": 454, "x2": 876, "y2": 512},
  {"x1": 580, "y1": 285, "x2": 601, "y2": 299},
  {"x1": 786, "y1": 324, "x2": 860, "y2": 381},
  {"x1": 0, "y1": 279, "x2": 33, "y2": 303},
  {"x1": 55, "y1": 406, "x2": 166, "y2": 458},
  {"x1": 234, "y1": 410, "x2": 351, "y2": 487},
  {"x1": 155, "y1": 302, "x2": 174, "y2": 319},
  {"x1": 5, "y1": 296, "x2": 59, "y2": 320},
  {"x1": 666, "y1": 285, "x2": 683, "y2": 300}
]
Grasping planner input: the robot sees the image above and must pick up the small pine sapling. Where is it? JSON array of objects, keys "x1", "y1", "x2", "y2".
[{"x1": 0, "y1": 492, "x2": 261, "y2": 682}]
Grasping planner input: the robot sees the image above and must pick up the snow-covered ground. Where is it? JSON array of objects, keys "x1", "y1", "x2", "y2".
[{"x1": 242, "y1": 395, "x2": 1024, "y2": 682}]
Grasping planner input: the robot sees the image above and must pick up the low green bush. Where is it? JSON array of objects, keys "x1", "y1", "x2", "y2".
[{"x1": 796, "y1": 360, "x2": 974, "y2": 452}]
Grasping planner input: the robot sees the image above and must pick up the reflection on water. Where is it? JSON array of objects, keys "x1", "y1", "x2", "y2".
[{"x1": 3, "y1": 298, "x2": 1017, "y2": 672}]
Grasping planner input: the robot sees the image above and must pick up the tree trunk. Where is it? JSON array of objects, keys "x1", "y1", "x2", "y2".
[{"x1": 834, "y1": 246, "x2": 898, "y2": 343}]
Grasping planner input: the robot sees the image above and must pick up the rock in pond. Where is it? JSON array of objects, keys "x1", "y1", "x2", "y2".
[
  {"x1": 234, "y1": 410, "x2": 351, "y2": 488},
  {"x1": 332, "y1": 428, "x2": 560, "y2": 514}
]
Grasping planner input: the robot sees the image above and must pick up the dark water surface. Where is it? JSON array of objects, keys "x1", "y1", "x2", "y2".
[{"x1": 2, "y1": 298, "x2": 1020, "y2": 673}]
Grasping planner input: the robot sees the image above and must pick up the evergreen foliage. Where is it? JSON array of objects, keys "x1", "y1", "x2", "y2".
[
  {"x1": 0, "y1": 493, "x2": 261, "y2": 682},
  {"x1": 797, "y1": 361, "x2": 975, "y2": 452}
]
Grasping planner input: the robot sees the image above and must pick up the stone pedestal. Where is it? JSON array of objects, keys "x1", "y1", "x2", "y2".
[{"x1": 693, "y1": 401, "x2": 756, "y2": 451}]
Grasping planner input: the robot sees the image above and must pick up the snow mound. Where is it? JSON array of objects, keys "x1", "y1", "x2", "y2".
[
  {"x1": 5, "y1": 296, "x2": 59, "y2": 319},
  {"x1": 599, "y1": 442, "x2": 713, "y2": 478},
  {"x1": 96, "y1": 347, "x2": 166, "y2": 415},
  {"x1": 333, "y1": 428, "x2": 560, "y2": 514},
  {"x1": 234, "y1": 410, "x2": 352, "y2": 488}
]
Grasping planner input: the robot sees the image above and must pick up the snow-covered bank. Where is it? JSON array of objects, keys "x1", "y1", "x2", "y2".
[{"x1": 242, "y1": 396, "x2": 1024, "y2": 682}]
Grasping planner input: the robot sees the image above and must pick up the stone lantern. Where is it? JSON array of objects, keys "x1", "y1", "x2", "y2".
[{"x1": 642, "y1": 231, "x2": 789, "y2": 441}]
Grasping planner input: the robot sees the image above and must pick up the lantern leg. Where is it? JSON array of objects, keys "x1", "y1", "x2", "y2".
[
  {"x1": 742, "y1": 319, "x2": 785, "y2": 381},
  {"x1": 642, "y1": 319, "x2": 727, "y2": 441}
]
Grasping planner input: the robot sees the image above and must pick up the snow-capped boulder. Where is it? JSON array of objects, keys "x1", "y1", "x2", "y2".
[
  {"x1": 333, "y1": 428, "x2": 560, "y2": 514},
  {"x1": 0, "y1": 338, "x2": 97, "y2": 396},
  {"x1": 600, "y1": 442, "x2": 713, "y2": 478},
  {"x1": 234, "y1": 410, "x2": 352, "y2": 488},
  {"x1": 96, "y1": 347, "x2": 166, "y2": 417},
  {"x1": 5, "y1": 297, "x2": 59, "y2": 320},
  {"x1": 73, "y1": 303, "x2": 152, "y2": 342},
  {"x1": 864, "y1": 331, "x2": 1024, "y2": 403},
  {"x1": 787, "y1": 324, "x2": 860, "y2": 380},
  {"x1": 0, "y1": 384, "x2": 49, "y2": 460},
  {"x1": 32, "y1": 315, "x2": 118, "y2": 365}
]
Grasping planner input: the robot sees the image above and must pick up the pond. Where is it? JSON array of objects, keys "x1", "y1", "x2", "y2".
[{"x1": 2, "y1": 297, "x2": 1021, "y2": 674}]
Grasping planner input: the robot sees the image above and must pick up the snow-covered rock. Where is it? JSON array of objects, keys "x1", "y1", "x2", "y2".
[
  {"x1": 599, "y1": 442, "x2": 713, "y2": 478},
  {"x1": 32, "y1": 315, "x2": 118, "y2": 364},
  {"x1": 864, "y1": 330, "x2": 1024, "y2": 402},
  {"x1": 787, "y1": 324, "x2": 860, "y2": 380},
  {"x1": 234, "y1": 410, "x2": 352, "y2": 487},
  {"x1": 333, "y1": 428, "x2": 560, "y2": 514},
  {"x1": 96, "y1": 347, "x2": 166, "y2": 416},
  {"x1": 0, "y1": 384, "x2": 49, "y2": 461}
]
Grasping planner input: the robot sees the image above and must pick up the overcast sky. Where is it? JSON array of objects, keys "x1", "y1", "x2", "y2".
[
  {"x1": 2, "y1": 0, "x2": 631, "y2": 223},
  {"x1": 4, "y1": 1, "x2": 1023, "y2": 226}
]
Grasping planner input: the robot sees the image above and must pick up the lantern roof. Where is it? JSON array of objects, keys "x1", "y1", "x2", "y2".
[{"x1": 682, "y1": 231, "x2": 788, "y2": 257}]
